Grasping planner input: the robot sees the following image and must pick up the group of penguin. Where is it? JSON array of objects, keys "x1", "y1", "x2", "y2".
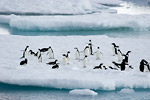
[{"x1": 20, "y1": 40, "x2": 150, "y2": 72}]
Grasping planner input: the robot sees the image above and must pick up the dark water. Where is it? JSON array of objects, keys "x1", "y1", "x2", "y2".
[{"x1": 0, "y1": 82, "x2": 150, "y2": 100}]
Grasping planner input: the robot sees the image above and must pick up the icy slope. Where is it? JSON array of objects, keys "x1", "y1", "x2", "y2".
[{"x1": 0, "y1": 35, "x2": 150, "y2": 90}]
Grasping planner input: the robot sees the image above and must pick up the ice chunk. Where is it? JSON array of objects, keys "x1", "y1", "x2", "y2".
[{"x1": 69, "y1": 89, "x2": 98, "y2": 96}]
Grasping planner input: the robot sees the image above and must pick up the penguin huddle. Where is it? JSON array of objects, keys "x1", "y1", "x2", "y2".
[
  {"x1": 20, "y1": 46, "x2": 58, "y2": 69},
  {"x1": 19, "y1": 41, "x2": 150, "y2": 72}
]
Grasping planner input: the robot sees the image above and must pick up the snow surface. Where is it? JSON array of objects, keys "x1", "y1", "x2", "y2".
[
  {"x1": 0, "y1": 0, "x2": 121, "y2": 15},
  {"x1": 0, "y1": 35, "x2": 150, "y2": 90},
  {"x1": 119, "y1": 88, "x2": 135, "y2": 93},
  {"x1": 69, "y1": 89, "x2": 98, "y2": 96},
  {"x1": 0, "y1": 14, "x2": 150, "y2": 31}
]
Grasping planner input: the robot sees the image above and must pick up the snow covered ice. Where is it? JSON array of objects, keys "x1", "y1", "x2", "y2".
[
  {"x1": 0, "y1": 35, "x2": 150, "y2": 90},
  {"x1": 69, "y1": 89, "x2": 98, "y2": 96}
]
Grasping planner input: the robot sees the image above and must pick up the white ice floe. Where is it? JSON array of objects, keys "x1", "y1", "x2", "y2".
[
  {"x1": 69, "y1": 89, "x2": 98, "y2": 96},
  {"x1": 0, "y1": 13, "x2": 150, "y2": 31},
  {"x1": 0, "y1": 35, "x2": 150, "y2": 90}
]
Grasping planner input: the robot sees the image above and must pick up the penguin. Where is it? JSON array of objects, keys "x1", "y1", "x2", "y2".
[
  {"x1": 66, "y1": 51, "x2": 70, "y2": 64},
  {"x1": 139, "y1": 59, "x2": 150, "y2": 72},
  {"x1": 88, "y1": 40, "x2": 93, "y2": 55},
  {"x1": 62, "y1": 54, "x2": 67, "y2": 65},
  {"x1": 74, "y1": 47, "x2": 80, "y2": 60},
  {"x1": 52, "y1": 63, "x2": 59, "y2": 69},
  {"x1": 117, "y1": 49, "x2": 123, "y2": 62},
  {"x1": 29, "y1": 50, "x2": 36, "y2": 56},
  {"x1": 46, "y1": 60, "x2": 58, "y2": 65},
  {"x1": 111, "y1": 43, "x2": 119, "y2": 56},
  {"x1": 37, "y1": 49, "x2": 42, "y2": 63},
  {"x1": 83, "y1": 55, "x2": 88, "y2": 68},
  {"x1": 93, "y1": 63, "x2": 103, "y2": 69},
  {"x1": 84, "y1": 46, "x2": 90, "y2": 57},
  {"x1": 95, "y1": 47, "x2": 102, "y2": 60},
  {"x1": 20, "y1": 46, "x2": 29, "y2": 59},
  {"x1": 109, "y1": 66, "x2": 118, "y2": 70},
  {"x1": 122, "y1": 51, "x2": 131, "y2": 64},
  {"x1": 112, "y1": 59, "x2": 128, "y2": 71},
  {"x1": 39, "y1": 47, "x2": 49, "y2": 52},
  {"x1": 47, "y1": 46, "x2": 54, "y2": 59},
  {"x1": 20, "y1": 59, "x2": 28, "y2": 66}
]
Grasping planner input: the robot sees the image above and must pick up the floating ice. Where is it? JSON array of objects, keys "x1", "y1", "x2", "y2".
[{"x1": 69, "y1": 89, "x2": 98, "y2": 96}]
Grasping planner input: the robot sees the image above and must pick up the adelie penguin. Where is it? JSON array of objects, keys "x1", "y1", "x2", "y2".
[
  {"x1": 117, "y1": 49, "x2": 123, "y2": 62},
  {"x1": 139, "y1": 59, "x2": 150, "y2": 72},
  {"x1": 84, "y1": 46, "x2": 90, "y2": 57},
  {"x1": 93, "y1": 63, "x2": 103, "y2": 69},
  {"x1": 47, "y1": 46, "x2": 54, "y2": 59},
  {"x1": 74, "y1": 47, "x2": 80, "y2": 60},
  {"x1": 111, "y1": 43, "x2": 119, "y2": 56},
  {"x1": 52, "y1": 63, "x2": 59, "y2": 69},
  {"x1": 29, "y1": 50, "x2": 36, "y2": 56},
  {"x1": 123, "y1": 51, "x2": 131, "y2": 64},
  {"x1": 20, "y1": 46, "x2": 29, "y2": 59},
  {"x1": 37, "y1": 49, "x2": 42, "y2": 63},
  {"x1": 46, "y1": 60, "x2": 58, "y2": 65},
  {"x1": 66, "y1": 51, "x2": 71, "y2": 64},
  {"x1": 95, "y1": 47, "x2": 102, "y2": 60},
  {"x1": 88, "y1": 40, "x2": 93, "y2": 55},
  {"x1": 20, "y1": 59, "x2": 28, "y2": 66},
  {"x1": 39, "y1": 47, "x2": 49, "y2": 52},
  {"x1": 83, "y1": 55, "x2": 88, "y2": 68},
  {"x1": 112, "y1": 59, "x2": 128, "y2": 71},
  {"x1": 62, "y1": 54, "x2": 67, "y2": 65}
]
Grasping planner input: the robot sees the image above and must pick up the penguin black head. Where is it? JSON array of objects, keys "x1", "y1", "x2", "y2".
[
  {"x1": 55, "y1": 59, "x2": 58, "y2": 62},
  {"x1": 49, "y1": 46, "x2": 51, "y2": 48},
  {"x1": 97, "y1": 47, "x2": 100, "y2": 49},
  {"x1": 85, "y1": 55, "x2": 88, "y2": 58},
  {"x1": 63, "y1": 54, "x2": 66, "y2": 57},
  {"x1": 126, "y1": 51, "x2": 131, "y2": 55},
  {"x1": 99, "y1": 63, "x2": 103, "y2": 66},
  {"x1": 85, "y1": 46, "x2": 89, "y2": 48},
  {"x1": 26, "y1": 46, "x2": 29, "y2": 48},
  {"x1": 112, "y1": 43, "x2": 119, "y2": 48},
  {"x1": 89, "y1": 40, "x2": 91, "y2": 42},
  {"x1": 67, "y1": 51, "x2": 70, "y2": 53},
  {"x1": 74, "y1": 47, "x2": 77, "y2": 49}
]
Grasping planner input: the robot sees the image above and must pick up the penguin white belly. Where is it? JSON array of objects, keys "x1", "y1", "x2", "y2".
[
  {"x1": 75, "y1": 52, "x2": 80, "y2": 60},
  {"x1": 63, "y1": 57, "x2": 67, "y2": 65},
  {"x1": 83, "y1": 58, "x2": 87, "y2": 68},
  {"x1": 144, "y1": 65, "x2": 149, "y2": 72},
  {"x1": 67, "y1": 55, "x2": 70, "y2": 64},
  {"x1": 96, "y1": 50, "x2": 100, "y2": 60},
  {"x1": 24, "y1": 50, "x2": 28, "y2": 58},
  {"x1": 38, "y1": 56, "x2": 42, "y2": 63},
  {"x1": 49, "y1": 50, "x2": 54, "y2": 59},
  {"x1": 118, "y1": 52, "x2": 122, "y2": 62},
  {"x1": 85, "y1": 49, "x2": 89, "y2": 56},
  {"x1": 112, "y1": 47, "x2": 115, "y2": 56}
]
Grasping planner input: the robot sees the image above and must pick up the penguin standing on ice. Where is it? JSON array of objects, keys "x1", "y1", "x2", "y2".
[
  {"x1": 83, "y1": 55, "x2": 88, "y2": 68},
  {"x1": 47, "y1": 46, "x2": 54, "y2": 59},
  {"x1": 84, "y1": 46, "x2": 90, "y2": 57},
  {"x1": 111, "y1": 43, "x2": 119, "y2": 56},
  {"x1": 123, "y1": 51, "x2": 131, "y2": 64},
  {"x1": 139, "y1": 59, "x2": 150, "y2": 72},
  {"x1": 37, "y1": 49, "x2": 42, "y2": 63},
  {"x1": 95, "y1": 47, "x2": 102, "y2": 60},
  {"x1": 74, "y1": 47, "x2": 80, "y2": 60},
  {"x1": 20, "y1": 46, "x2": 29, "y2": 59},
  {"x1": 20, "y1": 59, "x2": 28, "y2": 66},
  {"x1": 117, "y1": 49, "x2": 123, "y2": 62},
  {"x1": 88, "y1": 40, "x2": 93, "y2": 55},
  {"x1": 66, "y1": 51, "x2": 71, "y2": 64},
  {"x1": 62, "y1": 54, "x2": 67, "y2": 65}
]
